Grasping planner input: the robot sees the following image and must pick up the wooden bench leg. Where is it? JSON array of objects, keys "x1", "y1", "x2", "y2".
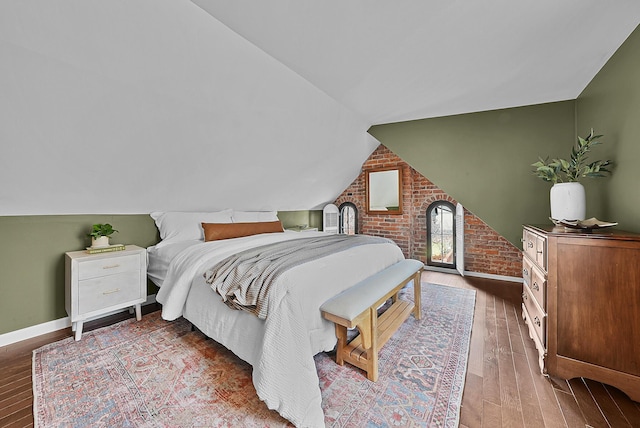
[
  {"x1": 335, "y1": 324, "x2": 347, "y2": 366},
  {"x1": 365, "y1": 307, "x2": 378, "y2": 381},
  {"x1": 413, "y1": 271, "x2": 422, "y2": 320}
]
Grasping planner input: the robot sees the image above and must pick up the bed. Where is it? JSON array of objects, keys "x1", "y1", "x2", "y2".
[{"x1": 149, "y1": 210, "x2": 405, "y2": 427}]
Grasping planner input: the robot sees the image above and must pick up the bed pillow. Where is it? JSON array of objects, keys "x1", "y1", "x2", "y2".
[
  {"x1": 231, "y1": 210, "x2": 279, "y2": 223},
  {"x1": 202, "y1": 220, "x2": 284, "y2": 242},
  {"x1": 151, "y1": 209, "x2": 233, "y2": 243}
]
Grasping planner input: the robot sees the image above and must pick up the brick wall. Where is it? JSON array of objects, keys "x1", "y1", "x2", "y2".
[{"x1": 334, "y1": 145, "x2": 522, "y2": 278}]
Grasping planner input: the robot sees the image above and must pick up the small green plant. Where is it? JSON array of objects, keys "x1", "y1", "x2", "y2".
[
  {"x1": 88, "y1": 223, "x2": 118, "y2": 239},
  {"x1": 532, "y1": 129, "x2": 613, "y2": 184}
]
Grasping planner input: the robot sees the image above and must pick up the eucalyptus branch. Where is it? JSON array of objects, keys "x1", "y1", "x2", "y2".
[{"x1": 531, "y1": 129, "x2": 613, "y2": 184}]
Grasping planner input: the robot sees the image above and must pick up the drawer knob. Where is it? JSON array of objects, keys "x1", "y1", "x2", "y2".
[
  {"x1": 532, "y1": 281, "x2": 539, "y2": 291},
  {"x1": 102, "y1": 264, "x2": 121, "y2": 270},
  {"x1": 533, "y1": 316, "x2": 541, "y2": 327},
  {"x1": 523, "y1": 268, "x2": 529, "y2": 276},
  {"x1": 102, "y1": 288, "x2": 121, "y2": 295},
  {"x1": 537, "y1": 250, "x2": 543, "y2": 254},
  {"x1": 527, "y1": 241, "x2": 534, "y2": 249},
  {"x1": 522, "y1": 292, "x2": 527, "y2": 300}
]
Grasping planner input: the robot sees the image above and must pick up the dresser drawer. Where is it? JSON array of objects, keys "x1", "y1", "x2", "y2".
[
  {"x1": 523, "y1": 229, "x2": 537, "y2": 263},
  {"x1": 78, "y1": 254, "x2": 141, "y2": 280},
  {"x1": 522, "y1": 285, "x2": 546, "y2": 347},
  {"x1": 522, "y1": 256, "x2": 533, "y2": 287},
  {"x1": 534, "y1": 234, "x2": 547, "y2": 270},
  {"x1": 523, "y1": 228, "x2": 547, "y2": 271},
  {"x1": 78, "y1": 271, "x2": 143, "y2": 314},
  {"x1": 523, "y1": 257, "x2": 546, "y2": 309}
]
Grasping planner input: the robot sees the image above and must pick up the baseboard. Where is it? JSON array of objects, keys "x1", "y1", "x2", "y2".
[
  {"x1": 424, "y1": 265, "x2": 523, "y2": 284},
  {"x1": 0, "y1": 294, "x2": 157, "y2": 348},
  {"x1": 463, "y1": 270, "x2": 523, "y2": 283}
]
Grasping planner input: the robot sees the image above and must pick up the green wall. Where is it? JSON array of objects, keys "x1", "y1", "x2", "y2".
[
  {"x1": 369, "y1": 101, "x2": 576, "y2": 247},
  {"x1": 370, "y1": 25, "x2": 640, "y2": 244},
  {"x1": 0, "y1": 211, "x2": 321, "y2": 335},
  {"x1": 0, "y1": 215, "x2": 159, "y2": 335},
  {"x1": 577, "y1": 24, "x2": 640, "y2": 232},
  {"x1": 277, "y1": 210, "x2": 323, "y2": 231}
]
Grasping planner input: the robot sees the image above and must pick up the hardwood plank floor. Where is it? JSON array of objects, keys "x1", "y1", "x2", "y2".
[
  {"x1": 1, "y1": 273, "x2": 639, "y2": 427},
  {"x1": 428, "y1": 271, "x2": 640, "y2": 428}
]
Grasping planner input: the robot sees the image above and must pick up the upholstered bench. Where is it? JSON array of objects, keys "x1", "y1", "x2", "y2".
[{"x1": 320, "y1": 259, "x2": 423, "y2": 381}]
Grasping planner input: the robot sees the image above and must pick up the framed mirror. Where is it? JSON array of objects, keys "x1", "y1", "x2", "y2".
[{"x1": 365, "y1": 167, "x2": 402, "y2": 214}]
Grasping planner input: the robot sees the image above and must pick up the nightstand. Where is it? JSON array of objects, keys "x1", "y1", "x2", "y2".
[{"x1": 65, "y1": 245, "x2": 147, "y2": 341}]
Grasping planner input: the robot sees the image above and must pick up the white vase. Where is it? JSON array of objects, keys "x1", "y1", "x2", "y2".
[
  {"x1": 550, "y1": 182, "x2": 586, "y2": 221},
  {"x1": 91, "y1": 236, "x2": 110, "y2": 248}
]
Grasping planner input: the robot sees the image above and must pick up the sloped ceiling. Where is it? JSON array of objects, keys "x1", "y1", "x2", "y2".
[
  {"x1": 0, "y1": 1, "x2": 375, "y2": 215},
  {"x1": 1, "y1": 1, "x2": 639, "y2": 215},
  {"x1": 194, "y1": 0, "x2": 640, "y2": 125}
]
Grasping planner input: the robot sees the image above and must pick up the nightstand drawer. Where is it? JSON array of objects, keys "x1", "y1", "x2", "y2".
[
  {"x1": 78, "y1": 254, "x2": 140, "y2": 280},
  {"x1": 78, "y1": 271, "x2": 142, "y2": 314}
]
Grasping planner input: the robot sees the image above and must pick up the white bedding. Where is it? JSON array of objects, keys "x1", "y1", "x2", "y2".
[
  {"x1": 154, "y1": 231, "x2": 404, "y2": 427},
  {"x1": 147, "y1": 239, "x2": 201, "y2": 287}
]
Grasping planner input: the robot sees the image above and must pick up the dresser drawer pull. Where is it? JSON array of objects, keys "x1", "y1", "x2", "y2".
[
  {"x1": 532, "y1": 281, "x2": 539, "y2": 291},
  {"x1": 527, "y1": 241, "x2": 534, "y2": 249},
  {"x1": 102, "y1": 264, "x2": 121, "y2": 270},
  {"x1": 533, "y1": 316, "x2": 541, "y2": 327},
  {"x1": 537, "y1": 250, "x2": 543, "y2": 254},
  {"x1": 102, "y1": 288, "x2": 121, "y2": 295},
  {"x1": 523, "y1": 268, "x2": 529, "y2": 276},
  {"x1": 522, "y1": 292, "x2": 527, "y2": 300}
]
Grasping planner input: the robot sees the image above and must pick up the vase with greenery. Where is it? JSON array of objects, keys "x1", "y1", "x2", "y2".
[
  {"x1": 531, "y1": 129, "x2": 612, "y2": 221},
  {"x1": 531, "y1": 129, "x2": 612, "y2": 184},
  {"x1": 88, "y1": 223, "x2": 118, "y2": 248}
]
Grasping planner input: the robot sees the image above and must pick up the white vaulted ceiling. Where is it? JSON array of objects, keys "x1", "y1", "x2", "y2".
[
  {"x1": 1, "y1": 1, "x2": 639, "y2": 215},
  {"x1": 193, "y1": 0, "x2": 640, "y2": 124}
]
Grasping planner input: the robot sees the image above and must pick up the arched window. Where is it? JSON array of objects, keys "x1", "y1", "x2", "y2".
[
  {"x1": 339, "y1": 202, "x2": 358, "y2": 235},
  {"x1": 426, "y1": 201, "x2": 456, "y2": 268}
]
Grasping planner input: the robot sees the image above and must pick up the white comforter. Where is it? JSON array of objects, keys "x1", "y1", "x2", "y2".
[{"x1": 155, "y1": 231, "x2": 404, "y2": 427}]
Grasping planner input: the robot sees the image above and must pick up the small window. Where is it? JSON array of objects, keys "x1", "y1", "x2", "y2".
[
  {"x1": 339, "y1": 202, "x2": 358, "y2": 235},
  {"x1": 427, "y1": 201, "x2": 456, "y2": 268}
]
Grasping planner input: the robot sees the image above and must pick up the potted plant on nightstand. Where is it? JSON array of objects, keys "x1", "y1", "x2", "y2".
[
  {"x1": 88, "y1": 223, "x2": 118, "y2": 248},
  {"x1": 531, "y1": 128, "x2": 612, "y2": 221}
]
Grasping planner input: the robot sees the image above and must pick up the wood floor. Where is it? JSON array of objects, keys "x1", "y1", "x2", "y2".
[
  {"x1": 2, "y1": 273, "x2": 640, "y2": 427},
  {"x1": 430, "y1": 271, "x2": 640, "y2": 428}
]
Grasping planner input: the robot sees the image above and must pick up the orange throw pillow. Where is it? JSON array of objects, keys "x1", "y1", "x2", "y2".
[{"x1": 202, "y1": 220, "x2": 284, "y2": 242}]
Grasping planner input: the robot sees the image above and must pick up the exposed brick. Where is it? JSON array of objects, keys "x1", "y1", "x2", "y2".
[{"x1": 334, "y1": 144, "x2": 521, "y2": 278}]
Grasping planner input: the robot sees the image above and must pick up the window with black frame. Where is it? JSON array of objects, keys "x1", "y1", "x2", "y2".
[
  {"x1": 426, "y1": 201, "x2": 456, "y2": 268},
  {"x1": 339, "y1": 202, "x2": 358, "y2": 235}
]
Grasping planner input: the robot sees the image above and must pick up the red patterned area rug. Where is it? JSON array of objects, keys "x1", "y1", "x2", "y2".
[{"x1": 33, "y1": 282, "x2": 475, "y2": 427}]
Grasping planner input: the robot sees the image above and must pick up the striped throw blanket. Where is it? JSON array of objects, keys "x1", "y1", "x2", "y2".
[{"x1": 204, "y1": 234, "x2": 393, "y2": 319}]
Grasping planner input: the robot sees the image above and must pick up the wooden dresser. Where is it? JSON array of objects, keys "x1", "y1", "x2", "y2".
[{"x1": 522, "y1": 224, "x2": 640, "y2": 402}]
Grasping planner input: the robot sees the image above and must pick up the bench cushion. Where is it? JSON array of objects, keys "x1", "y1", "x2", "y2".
[{"x1": 320, "y1": 259, "x2": 423, "y2": 321}]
